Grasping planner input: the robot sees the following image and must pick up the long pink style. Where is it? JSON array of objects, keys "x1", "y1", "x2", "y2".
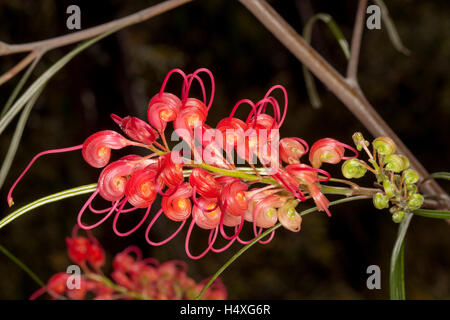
[{"x1": 7, "y1": 144, "x2": 83, "y2": 207}]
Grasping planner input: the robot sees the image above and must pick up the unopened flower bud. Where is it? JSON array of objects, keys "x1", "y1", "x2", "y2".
[
  {"x1": 407, "y1": 193, "x2": 424, "y2": 210},
  {"x1": 403, "y1": 169, "x2": 419, "y2": 185},
  {"x1": 407, "y1": 184, "x2": 418, "y2": 196},
  {"x1": 341, "y1": 159, "x2": 367, "y2": 179},
  {"x1": 383, "y1": 180, "x2": 396, "y2": 198},
  {"x1": 277, "y1": 200, "x2": 302, "y2": 232},
  {"x1": 400, "y1": 155, "x2": 410, "y2": 170},
  {"x1": 352, "y1": 132, "x2": 368, "y2": 151},
  {"x1": 384, "y1": 154, "x2": 405, "y2": 173},
  {"x1": 392, "y1": 210, "x2": 406, "y2": 223},
  {"x1": 373, "y1": 192, "x2": 389, "y2": 210},
  {"x1": 373, "y1": 137, "x2": 396, "y2": 156}
]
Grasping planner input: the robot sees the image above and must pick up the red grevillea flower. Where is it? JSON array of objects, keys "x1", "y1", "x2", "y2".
[
  {"x1": 125, "y1": 168, "x2": 157, "y2": 208},
  {"x1": 277, "y1": 200, "x2": 302, "y2": 232},
  {"x1": 174, "y1": 98, "x2": 208, "y2": 132},
  {"x1": 162, "y1": 183, "x2": 192, "y2": 221},
  {"x1": 253, "y1": 194, "x2": 286, "y2": 228},
  {"x1": 147, "y1": 92, "x2": 182, "y2": 132},
  {"x1": 279, "y1": 137, "x2": 309, "y2": 164},
  {"x1": 87, "y1": 241, "x2": 106, "y2": 269},
  {"x1": 111, "y1": 114, "x2": 159, "y2": 145},
  {"x1": 286, "y1": 163, "x2": 331, "y2": 216},
  {"x1": 97, "y1": 160, "x2": 136, "y2": 201},
  {"x1": 82, "y1": 130, "x2": 134, "y2": 168},
  {"x1": 193, "y1": 197, "x2": 221, "y2": 229},
  {"x1": 220, "y1": 179, "x2": 248, "y2": 217},
  {"x1": 46, "y1": 273, "x2": 69, "y2": 296},
  {"x1": 66, "y1": 237, "x2": 90, "y2": 265},
  {"x1": 159, "y1": 153, "x2": 184, "y2": 189},
  {"x1": 189, "y1": 168, "x2": 221, "y2": 199},
  {"x1": 216, "y1": 117, "x2": 247, "y2": 149},
  {"x1": 309, "y1": 138, "x2": 358, "y2": 168}
]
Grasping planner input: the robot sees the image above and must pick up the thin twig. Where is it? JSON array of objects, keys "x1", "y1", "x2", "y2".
[
  {"x1": 239, "y1": 0, "x2": 449, "y2": 208},
  {"x1": 0, "y1": 0, "x2": 193, "y2": 57},
  {"x1": 346, "y1": 0, "x2": 367, "y2": 85},
  {"x1": 0, "y1": 50, "x2": 40, "y2": 86}
]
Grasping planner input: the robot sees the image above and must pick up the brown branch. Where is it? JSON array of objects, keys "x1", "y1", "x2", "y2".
[
  {"x1": 346, "y1": 0, "x2": 368, "y2": 84},
  {"x1": 239, "y1": 0, "x2": 449, "y2": 209},
  {"x1": 0, "y1": 0, "x2": 193, "y2": 56},
  {"x1": 0, "y1": 51, "x2": 39, "y2": 86}
]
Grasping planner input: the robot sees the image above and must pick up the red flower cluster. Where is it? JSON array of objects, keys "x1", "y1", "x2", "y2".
[
  {"x1": 30, "y1": 229, "x2": 226, "y2": 300},
  {"x1": 8, "y1": 68, "x2": 358, "y2": 260}
]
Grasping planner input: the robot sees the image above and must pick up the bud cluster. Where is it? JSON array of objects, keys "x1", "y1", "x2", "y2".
[{"x1": 343, "y1": 133, "x2": 424, "y2": 223}]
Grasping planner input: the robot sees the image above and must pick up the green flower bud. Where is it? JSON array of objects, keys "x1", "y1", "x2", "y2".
[
  {"x1": 383, "y1": 180, "x2": 396, "y2": 198},
  {"x1": 407, "y1": 193, "x2": 424, "y2": 210},
  {"x1": 392, "y1": 210, "x2": 406, "y2": 223},
  {"x1": 400, "y1": 155, "x2": 410, "y2": 170},
  {"x1": 373, "y1": 192, "x2": 390, "y2": 210},
  {"x1": 407, "y1": 184, "x2": 418, "y2": 196},
  {"x1": 373, "y1": 137, "x2": 396, "y2": 156},
  {"x1": 384, "y1": 155, "x2": 405, "y2": 173},
  {"x1": 352, "y1": 132, "x2": 368, "y2": 151},
  {"x1": 341, "y1": 159, "x2": 367, "y2": 179},
  {"x1": 404, "y1": 169, "x2": 419, "y2": 185}
]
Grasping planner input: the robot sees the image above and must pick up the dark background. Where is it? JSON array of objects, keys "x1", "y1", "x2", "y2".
[{"x1": 0, "y1": 0, "x2": 449, "y2": 299}]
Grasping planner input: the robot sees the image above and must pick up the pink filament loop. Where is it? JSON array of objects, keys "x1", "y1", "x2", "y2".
[
  {"x1": 191, "y1": 186, "x2": 219, "y2": 213},
  {"x1": 229, "y1": 98, "x2": 258, "y2": 128},
  {"x1": 255, "y1": 96, "x2": 281, "y2": 129},
  {"x1": 77, "y1": 189, "x2": 119, "y2": 230},
  {"x1": 159, "y1": 68, "x2": 188, "y2": 98},
  {"x1": 289, "y1": 137, "x2": 310, "y2": 154},
  {"x1": 337, "y1": 142, "x2": 359, "y2": 160},
  {"x1": 184, "y1": 212, "x2": 218, "y2": 260},
  {"x1": 262, "y1": 85, "x2": 288, "y2": 127},
  {"x1": 121, "y1": 246, "x2": 143, "y2": 261},
  {"x1": 145, "y1": 209, "x2": 186, "y2": 246},
  {"x1": 218, "y1": 200, "x2": 245, "y2": 241},
  {"x1": 182, "y1": 68, "x2": 215, "y2": 111},
  {"x1": 112, "y1": 201, "x2": 151, "y2": 237}
]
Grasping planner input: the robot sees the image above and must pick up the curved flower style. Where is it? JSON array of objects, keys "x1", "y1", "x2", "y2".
[{"x1": 8, "y1": 67, "x2": 361, "y2": 260}]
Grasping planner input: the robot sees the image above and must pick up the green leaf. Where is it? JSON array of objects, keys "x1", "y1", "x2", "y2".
[
  {"x1": 0, "y1": 27, "x2": 119, "y2": 136},
  {"x1": 422, "y1": 172, "x2": 450, "y2": 183},
  {"x1": 0, "y1": 85, "x2": 46, "y2": 189},
  {"x1": 389, "y1": 212, "x2": 412, "y2": 300},
  {"x1": 0, "y1": 244, "x2": 45, "y2": 287},
  {"x1": 302, "y1": 13, "x2": 350, "y2": 109},
  {"x1": 413, "y1": 208, "x2": 450, "y2": 219},
  {"x1": 373, "y1": 0, "x2": 410, "y2": 55},
  {"x1": 1, "y1": 56, "x2": 41, "y2": 118},
  {"x1": 0, "y1": 183, "x2": 97, "y2": 230}
]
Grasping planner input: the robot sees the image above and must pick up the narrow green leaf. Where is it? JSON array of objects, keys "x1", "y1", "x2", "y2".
[
  {"x1": 0, "y1": 27, "x2": 119, "y2": 136},
  {"x1": 0, "y1": 244, "x2": 45, "y2": 287},
  {"x1": 0, "y1": 86, "x2": 46, "y2": 189},
  {"x1": 1, "y1": 56, "x2": 41, "y2": 118},
  {"x1": 422, "y1": 172, "x2": 450, "y2": 183},
  {"x1": 373, "y1": 0, "x2": 410, "y2": 55},
  {"x1": 302, "y1": 13, "x2": 350, "y2": 109},
  {"x1": 389, "y1": 212, "x2": 412, "y2": 300},
  {"x1": 413, "y1": 208, "x2": 450, "y2": 219},
  {"x1": 0, "y1": 183, "x2": 97, "y2": 230}
]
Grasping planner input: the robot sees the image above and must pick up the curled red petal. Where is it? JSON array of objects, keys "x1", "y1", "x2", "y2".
[
  {"x1": 98, "y1": 160, "x2": 135, "y2": 201},
  {"x1": 161, "y1": 182, "x2": 193, "y2": 221},
  {"x1": 147, "y1": 92, "x2": 181, "y2": 132},
  {"x1": 82, "y1": 130, "x2": 131, "y2": 168}
]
